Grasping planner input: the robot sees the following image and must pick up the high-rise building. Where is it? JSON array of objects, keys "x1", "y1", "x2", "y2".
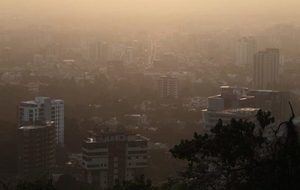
[
  {"x1": 123, "y1": 47, "x2": 134, "y2": 65},
  {"x1": 0, "y1": 128, "x2": 17, "y2": 177},
  {"x1": 81, "y1": 131, "x2": 148, "y2": 189},
  {"x1": 88, "y1": 42, "x2": 109, "y2": 64},
  {"x1": 253, "y1": 48, "x2": 280, "y2": 89},
  {"x1": 18, "y1": 122, "x2": 56, "y2": 178},
  {"x1": 19, "y1": 97, "x2": 64, "y2": 146},
  {"x1": 236, "y1": 36, "x2": 256, "y2": 65},
  {"x1": 248, "y1": 90, "x2": 290, "y2": 121},
  {"x1": 158, "y1": 76, "x2": 179, "y2": 99}
]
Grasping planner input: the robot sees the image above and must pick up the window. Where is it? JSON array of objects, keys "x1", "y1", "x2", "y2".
[
  {"x1": 87, "y1": 164, "x2": 99, "y2": 168},
  {"x1": 83, "y1": 151, "x2": 107, "y2": 156},
  {"x1": 136, "y1": 162, "x2": 147, "y2": 166},
  {"x1": 128, "y1": 150, "x2": 147, "y2": 154}
]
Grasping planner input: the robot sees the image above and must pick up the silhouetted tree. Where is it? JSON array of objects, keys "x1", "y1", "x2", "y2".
[{"x1": 170, "y1": 103, "x2": 300, "y2": 190}]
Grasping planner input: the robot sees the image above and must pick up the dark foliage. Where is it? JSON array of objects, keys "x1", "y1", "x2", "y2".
[{"x1": 170, "y1": 105, "x2": 300, "y2": 190}]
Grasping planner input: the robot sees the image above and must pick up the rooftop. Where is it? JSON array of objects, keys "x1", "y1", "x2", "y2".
[
  {"x1": 84, "y1": 133, "x2": 149, "y2": 144},
  {"x1": 20, "y1": 100, "x2": 37, "y2": 105},
  {"x1": 20, "y1": 97, "x2": 63, "y2": 106},
  {"x1": 250, "y1": 89, "x2": 279, "y2": 93},
  {"x1": 208, "y1": 95, "x2": 222, "y2": 99},
  {"x1": 203, "y1": 107, "x2": 260, "y2": 115},
  {"x1": 19, "y1": 125, "x2": 48, "y2": 130},
  {"x1": 19, "y1": 121, "x2": 54, "y2": 130}
]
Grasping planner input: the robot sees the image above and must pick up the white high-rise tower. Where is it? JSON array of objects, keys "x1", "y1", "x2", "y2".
[{"x1": 19, "y1": 97, "x2": 65, "y2": 147}]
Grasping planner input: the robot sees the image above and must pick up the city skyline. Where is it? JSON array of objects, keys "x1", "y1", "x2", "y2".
[{"x1": 0, "y1": 0, "x2": 300, "y2": 189}]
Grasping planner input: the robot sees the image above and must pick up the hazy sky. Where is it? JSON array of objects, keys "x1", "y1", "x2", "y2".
[{"x1": 1, "y1": 0, "x2": 300, "y2": 21}]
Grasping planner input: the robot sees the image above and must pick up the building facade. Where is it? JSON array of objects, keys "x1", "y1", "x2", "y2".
[
  {"x1": 202, "y1": 107, "x2": 259, "y2": 130},
  {"x1": 202, "y1": 86, "x2": 290, "y2": 130},
  {"x1": 248, "y1": 90, "x2": 290, "y2": 121},
  {"x1": 236, "y1": 36, "x2": 256, "y2": 65},
  {"x1": 158, "y1": 76, "x2": 179, "y2": 99},
  {"x1": 81, "y1": 131, "x2": 148, "y2": 189},
  {"x1": 18, "y1": 122, "x2": 56, "y2": 178},
  {"x1": 19, "y1": 97, "x2": 64, "y2": 146},
  {"x1": 253, "y1": 48, "x2": 280, "y2": 89}
]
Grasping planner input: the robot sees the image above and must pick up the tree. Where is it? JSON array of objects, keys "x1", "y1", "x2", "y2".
[{"x1": 170, "y1": 104, "x2": 300, "y2": 190}]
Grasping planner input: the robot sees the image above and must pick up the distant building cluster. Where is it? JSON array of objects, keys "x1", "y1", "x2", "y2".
[
  {"x1": 202, "y1": 86, "x2": 290, "y2": 130},
  {"x1": 0, "y1": 17, "x2": 299, "y2": 189},
  {"x1": 17, "y1": 96, "x2": 150, "y2": 186}
]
